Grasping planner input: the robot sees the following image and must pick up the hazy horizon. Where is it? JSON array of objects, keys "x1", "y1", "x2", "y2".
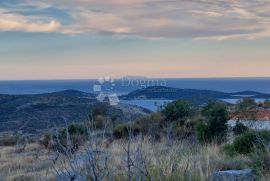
[
  {"x1": 2, "y1": 77, "x2": 270, "y2": 95},
  {"x1": 1, "y1": 76, "x2": 270, "y2": 81}
]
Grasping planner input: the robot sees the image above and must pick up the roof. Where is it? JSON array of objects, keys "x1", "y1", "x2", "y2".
[{"x1": 230, "y1": 108, "x2": 270, "y2": 121}]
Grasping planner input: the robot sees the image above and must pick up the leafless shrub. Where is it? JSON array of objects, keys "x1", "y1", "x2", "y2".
[
  {"x1": 37, "y1": 114, "x2": 113, "y2": 181},
  {"x1": 121, "y1": 120, "x2": 153, "y2": 181}
]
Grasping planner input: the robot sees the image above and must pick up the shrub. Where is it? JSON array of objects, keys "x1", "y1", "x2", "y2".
[
  {"x1": 162, "y1": 100, "x2": 194, "y2": 125},
  {"x1": 250, "y1": 149, "x2": 270, "y2": 175},
  {"x1": 52, "y1": 123, "x2": 88, "y2": 152},
  {"x1": 0, "y1": 135, "x2": 19, "y2": 146},
  {"x1": 113, "y1": 124, "x2": 139, "y2": 139},
  {"x1": 233, "y1": 122, "x2": 249, "y2": 135},
  {"x1": 134, "y1": 112, "x2": 164, "y2": 137},
  {"x1": 39, "y1": 133, "x2": 52, "y2": 148},
  {"x1": 224, "y1": 131, "x2": 270, "y2": 155},
  {"x1": 91, "y1": 102, "x2": 109, "y2": 117},
  {"x1": 223, "y1": 144, "x2": 237, "y2": 156},
  {"x1": 264, "y1": 100, "x2": 270, "y2": 107},
  {"x1": 234, "y1": 131, "x2": 270, "y2": 154},
  {"x1": 54, "y1": 132, "x2": 87, "y2": 153},
  {"x1": 184, "y1": 118, "x2": 197, "y2": 130},
  {"x1": 195, "y1": 121, "x2": 208, "y2": 143},
  {"x1": 172, "y1": 125, "x2": 193, "y2": 139},
  {"x1": 68, "y1": 123, "x2": 87, "y2": 135},
  {"x1": 196, "y1": 102, "x2": 229, "y2": 143},
  {"x1": 113, "y1": 124, "x2": 129, "y2": 139},
  {"x1": 94, "y1": 115, "x2": 105, "y2": 129}
]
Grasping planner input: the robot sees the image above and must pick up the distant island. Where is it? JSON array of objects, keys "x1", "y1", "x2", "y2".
[
  {"x1": 1, "y1": 86, "x2": 270, "y2": 133},
  {"x1": 121, "y1": 86, "x2": 270, "y2": 105}
]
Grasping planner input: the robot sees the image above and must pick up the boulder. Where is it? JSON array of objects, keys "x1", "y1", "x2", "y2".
[{"x1": 209, "y1": 169, "x2": 256, "y2": 181}]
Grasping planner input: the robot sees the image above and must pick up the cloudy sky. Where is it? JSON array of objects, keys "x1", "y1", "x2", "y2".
[{"x1": 0, "y1": 0, "x2": 270, "y2": 80}]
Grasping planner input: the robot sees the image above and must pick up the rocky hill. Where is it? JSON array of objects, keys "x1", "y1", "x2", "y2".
[{"x1": 0, "y1": 90, "x2": 149, "y2": 133}]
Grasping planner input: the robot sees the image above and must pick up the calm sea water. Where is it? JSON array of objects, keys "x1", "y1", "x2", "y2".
[
  {"x1": 122, "y1": 100, "x2": 172, "y2": 112},
  {"x1": 0, "y1": 77, "x2": 270, "y2": 95}
]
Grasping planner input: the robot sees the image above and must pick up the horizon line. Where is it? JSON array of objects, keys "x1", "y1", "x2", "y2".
[{"x1": 1, "y1": 76, "x2": 270, "y2": 81}]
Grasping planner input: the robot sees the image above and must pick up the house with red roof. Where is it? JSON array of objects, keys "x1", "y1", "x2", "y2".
[{"x1": 228, "y1": 108, "x2": 270, "y2": 130}]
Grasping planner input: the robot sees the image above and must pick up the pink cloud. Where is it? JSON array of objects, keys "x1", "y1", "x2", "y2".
[
  {"x1": 0, "y1": 10, "x2": 60, "y2": 32},
  {"x1": 4, "y1": 0, "x2": 270, "y2": 39}
]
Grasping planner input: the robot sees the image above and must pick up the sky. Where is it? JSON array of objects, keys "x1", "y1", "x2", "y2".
[{"x1": 0, "y1": 0, "x2": 270, "y2": 80}]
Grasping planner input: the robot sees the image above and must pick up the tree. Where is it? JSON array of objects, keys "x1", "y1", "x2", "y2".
[
  {"x1": 162, "y1": 100, "x2": 193, "y2": 125},
  {"x1": 233, "y1": 122, "x2": 248, "y2": 135},
  {"x1": 197, "y1": 102, "x2": 229, "y2": 143}
]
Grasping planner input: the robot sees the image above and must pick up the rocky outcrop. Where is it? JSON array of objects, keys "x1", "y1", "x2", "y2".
[{"x1": 209, "y1": 169, "x2": 256, "y2": 181}]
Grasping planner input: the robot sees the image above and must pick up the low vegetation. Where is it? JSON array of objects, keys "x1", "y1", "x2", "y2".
[
  {"x1": 233, "y1": 122, "x2": 249, "y2": 135},
  {"x1": 0, "y1": 135, "x2": 19, "y2": 146},
  {"x1": 1, "y1": 98, "x2": 270, "y2": 180},
  {"x1": 196, "y1": 102, "x2": 229, "y2": 143},
  {"x1": 224, "y1": 131, "x2": 270, "y2": 155}
]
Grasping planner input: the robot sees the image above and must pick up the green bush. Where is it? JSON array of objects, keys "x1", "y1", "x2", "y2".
[
  {"x1": 234, "y1": 131, "x2": 270, "y2": 154},
  {"x1": 113, "y1": 124, "x2": 129, "y2": 139},
  {"x1": 223, "y1": 144, "x2": 237, "y2": 156},
  {"x1": 196, "y1": 102, "x2": 229, "y2": 143},
  {"x1": 68, "y1": 123, "x2": 87, "y2": 135},
  {"x1": 224, "y1": 131, "x2": 270, "y2": 155},
  {"x1": 162, "y1": 100, "x2": 194, "y2": 125},
  {"x1": 195, "y1": 121, "x2": 208, "y2": 143},
  {"x1": 113, "y1": 124, "x2": 140, "y2": 139},
  {"x1": 233, "y1": 122, "x2": 249, "y2": 135},
  {"x1": 250, "y1": 149, "x2": 270, "y2": 175}
]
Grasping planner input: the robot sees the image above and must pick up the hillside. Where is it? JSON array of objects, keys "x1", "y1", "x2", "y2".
[
  {"x1": 1, "y1": 87, "x2": 270, "y2": 132},
  {"x1": 0, "y1": 90, "x2": 149, "y2": 133}
]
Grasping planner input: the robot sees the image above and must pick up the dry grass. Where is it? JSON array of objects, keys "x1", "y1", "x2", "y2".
[
  {"x1": 106, "y1": 138, "x2": 250, "y2": 180},
  {"x1": 0, "y1": 138, "x2": 251, "y2": 181},
  {"x1": 0, "y1": 143, "x2": 54, "y2": 181}
]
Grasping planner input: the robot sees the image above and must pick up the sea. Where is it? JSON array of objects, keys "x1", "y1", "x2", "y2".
[{"x1": 1, "y1": 78, "x2": 270, "y2": 111}]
